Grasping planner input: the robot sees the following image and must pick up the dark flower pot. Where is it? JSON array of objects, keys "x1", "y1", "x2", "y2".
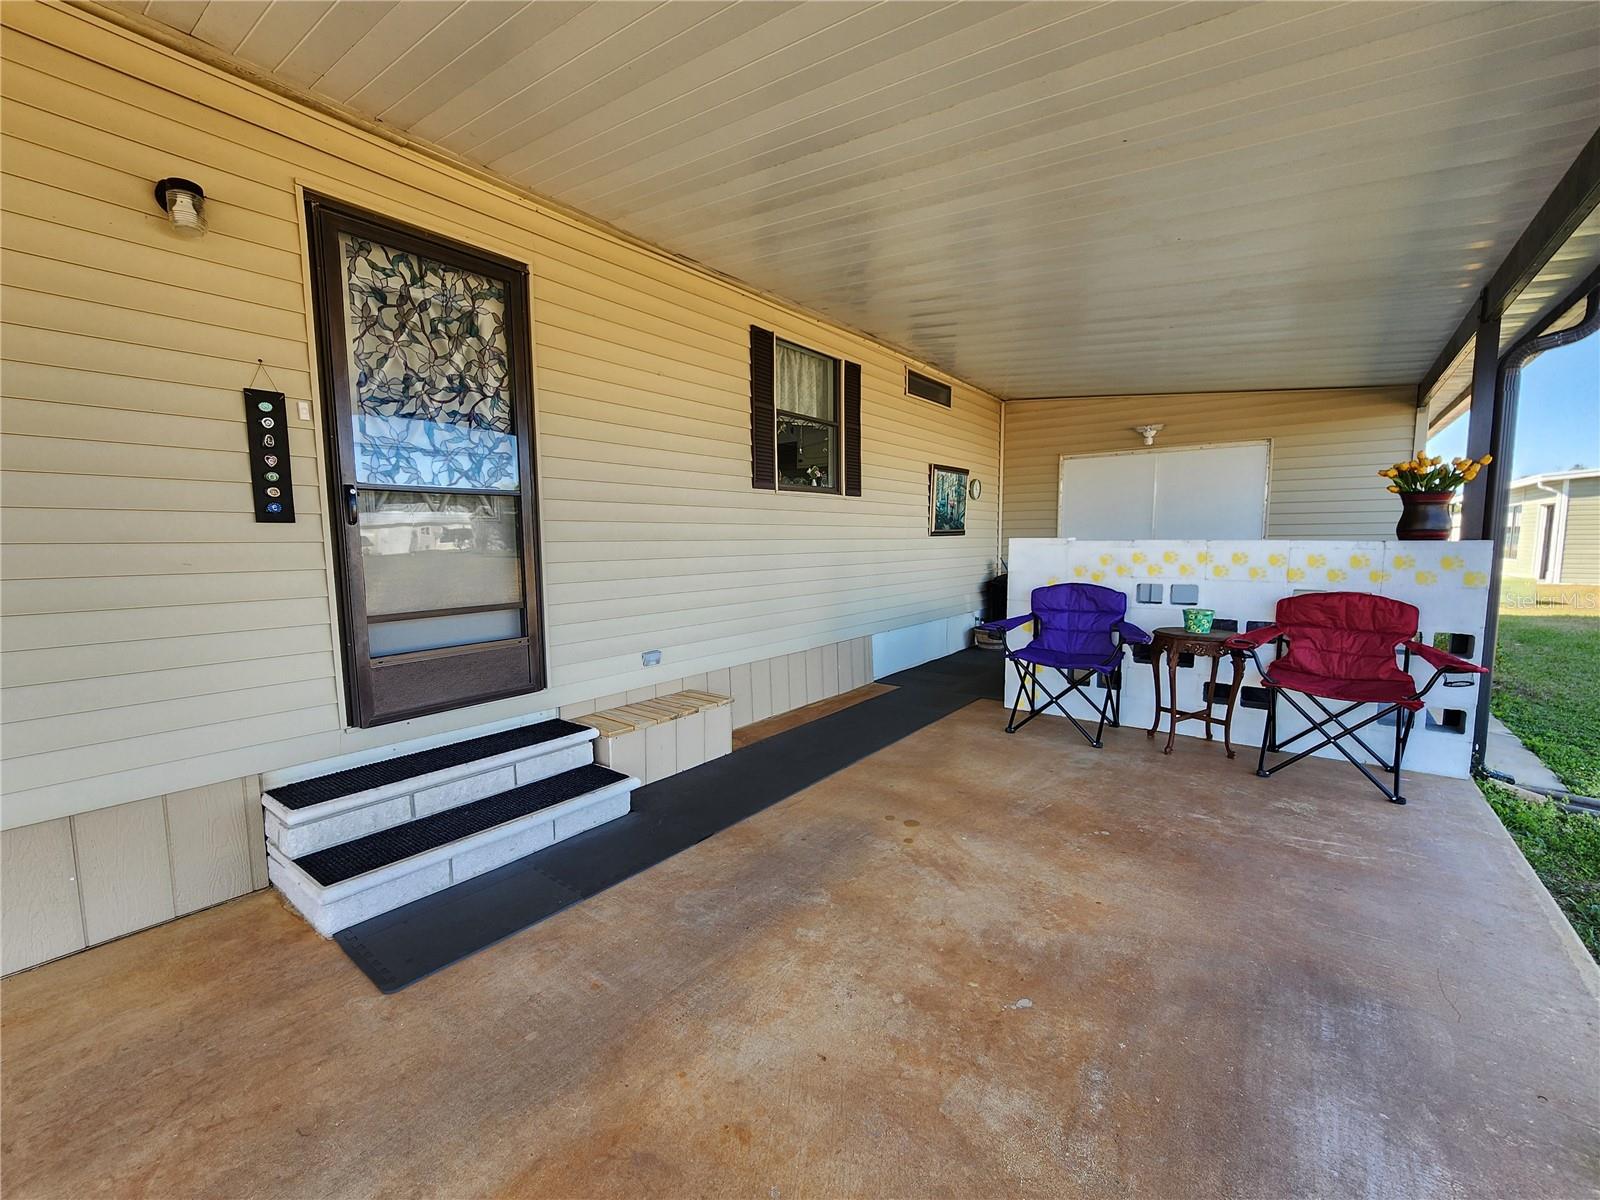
[{"x1": 1396, "y1": 491, "x2": 1455, "y2": 540}]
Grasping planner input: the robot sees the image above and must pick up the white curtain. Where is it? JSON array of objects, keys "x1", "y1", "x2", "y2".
[{"x1": 776, "y1": 341, "x2": 835, "y2": 421}]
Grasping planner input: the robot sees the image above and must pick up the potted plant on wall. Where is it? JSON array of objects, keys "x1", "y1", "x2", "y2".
[{"x1": 1379, "y1": 453, "x2": 1491, "y2": 540}]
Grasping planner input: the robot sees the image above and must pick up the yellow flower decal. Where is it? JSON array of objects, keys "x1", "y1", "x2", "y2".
[
  {"x1": 1268, "y1": 553, "x2": 1286, "y2": 568},
  {"x1": 1131, "y1": 551, "x2": 1146, "y2": 564},
  {"x1": 1099, "y1": 553, "x2": 1113, "y2": 566},
  {"x1": 1392, "y1": 554, "x2": 1415, "y2": 569},
  {"x1": 1212, "y1": 565, "x2": 1229, "y2": 578},
  {"x1": 1196, "y1": 551, "x2": 1213, "y2": 564},
  {"x1": 1327, "y1": 568, "x2": 1346, "y2": 582},
  {"x1": 1046, "y1": 576, "x2": 1060, "y2": 585},
  {"x1": 1179, "y1": 563, "x2": 1195, "y2": 577},
  {"x1": 1440, "y1": 555, "x2": 1463, "y2": 571},
  {"x1": 1072, "y1": 565, "x2": 1088, "y2": 578},
  {"x1": 1415, "y1": 570, "x2": 1437, "y2": 585},
  {"x1": 1349, "y1": 553, "x2": 1369, "y2": 569},
  {"x1": 1287, "y1": 567, "x2": 1305, "y2": 582},
  {"x1": 1248, "y1": 567, "x2": 1266, "y2": 580},
  {"x1": 1090, "y1": 570, "x2": 1105, "y2": 582},
  {"x1": 1368, "y1": 570, "x2": 1390, "y2": 584},
  {"x1": 1232, "y1": 551, "x2": 1249, "y2": 565},
  {"x1": 1115, "y1": 564, "x2": 1131, "y2": 577},
  {"x1": 1163, "y1": 550, "x2": 1179, "y2": 564},
  {"x1": 1307, "y1": 553, "x2": 1326, "y2": 568},
  {"x1": 1463, "y1": 571, "x2": 1487, "y2": 588},
  {"x1": 1146, "y1": 563, "x2": 1163, "y2": 577}
]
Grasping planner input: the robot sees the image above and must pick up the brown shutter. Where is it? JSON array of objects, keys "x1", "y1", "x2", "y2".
[
  {"x1": 843, "y1": 360, "x2": 862, "y2": 496},
  {"x1": 750, "y1": 325, "x2": 775, "y2": 490}
]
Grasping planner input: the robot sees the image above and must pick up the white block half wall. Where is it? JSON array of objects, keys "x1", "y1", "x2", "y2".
[{"x1": 1005, "y1": 539, "x2": 1494, "y2": 779}]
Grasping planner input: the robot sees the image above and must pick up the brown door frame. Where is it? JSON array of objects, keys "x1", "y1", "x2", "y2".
[{"x1": 306, "y1": 193, "x2": 547, "y2": 727}]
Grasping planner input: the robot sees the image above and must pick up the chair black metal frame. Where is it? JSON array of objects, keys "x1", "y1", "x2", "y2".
[{"x1": 1005, "y1": 657, "x2": 1125, "y2": 748}]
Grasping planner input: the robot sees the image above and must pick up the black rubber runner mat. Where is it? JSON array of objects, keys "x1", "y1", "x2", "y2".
[
  {"x1": 270, "y1": 718, "x2": 590, "y2": 810},
  {"x1": 294, "y1": 764, "x2": 627, "y2": 886},
  {"x1": 335, "y1": 649, "x2": 1001, "y2": 992}
]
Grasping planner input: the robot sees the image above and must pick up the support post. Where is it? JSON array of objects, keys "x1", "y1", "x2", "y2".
[{"x1": 1459, "y1": 303, "x2": 1503, "y2": 541}]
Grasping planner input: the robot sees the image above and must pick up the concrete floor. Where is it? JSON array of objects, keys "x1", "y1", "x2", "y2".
[
  {"x1": 4, "y1": 701, "x2": 1597, "y2": 1199},
  {"x1": 1485, "y1": 714, "x2": 1569, "y2": 794}
]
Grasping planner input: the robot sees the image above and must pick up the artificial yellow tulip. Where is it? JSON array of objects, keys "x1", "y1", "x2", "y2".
[
  {"x1": 1479, "y1": 454, "x2": 1493, "y2": 465},
  {"x1": 1387, "y1": 484, "x2": 1399, "y2": 493}
]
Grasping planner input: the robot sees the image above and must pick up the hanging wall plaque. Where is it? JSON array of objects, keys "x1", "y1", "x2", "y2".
[{"x1": 243, "y1": 388, "x2": 296, "y2": 522}]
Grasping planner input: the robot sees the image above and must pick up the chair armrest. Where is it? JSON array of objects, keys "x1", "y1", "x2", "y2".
[
  {"x1": 1407, "y1": 640, "x2": 1488, "y2": 675},
  {"x1": 979, "y1": 613, "x2": 1034, "y2": 633},
  {"x1": 1114, "y1": 619, "x2": 1153, "y2": 645},
  {"x1": 1225, "y1": 624, "x2": 1283, "y2": 650}
]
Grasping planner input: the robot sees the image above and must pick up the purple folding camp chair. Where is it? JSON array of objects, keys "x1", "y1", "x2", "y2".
[{"x1": 980, "y1": 583, "x2": 1153, "y2": 747}]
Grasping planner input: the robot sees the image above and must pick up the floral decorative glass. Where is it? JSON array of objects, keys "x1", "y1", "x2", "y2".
[{"x1": 340, "y1": 233, "x2": 519, "y2": 491}]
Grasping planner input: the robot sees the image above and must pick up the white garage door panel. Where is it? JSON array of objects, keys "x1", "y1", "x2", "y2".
[
  {"x1": 1151, "y1": 444, "x2": 1270, "y2": 538},
  {"x1": 1060, "y1": 442, "x2": 1269, "y2": 540},
  {"x1": 1057, "y1": 453, "x2": 1158, "y2": 539}
]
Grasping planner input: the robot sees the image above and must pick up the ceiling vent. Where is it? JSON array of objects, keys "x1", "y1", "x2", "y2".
[{"x1": 906, "y1": 368, "x2": 952, "y2": 408}]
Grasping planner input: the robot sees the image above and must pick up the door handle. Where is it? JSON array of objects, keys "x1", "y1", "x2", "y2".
[{"x1": 344, "y1": 485, "x2": 359, "y2": 526}]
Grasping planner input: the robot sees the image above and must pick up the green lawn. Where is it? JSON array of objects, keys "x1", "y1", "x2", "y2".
[
  {"x1": 1490, "y1": 608, "x2": 1600, "y2": 796},
  {"x1": 1481, "y1": 782, "x2": 1600, "y2": 961},
  {"x1": 1483, "y1": 585, "x2": 1600, "y2": 962}
]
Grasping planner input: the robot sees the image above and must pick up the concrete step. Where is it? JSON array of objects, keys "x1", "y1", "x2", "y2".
[
  {"x1": 262, "y1": 718, "x2": 598, "y2": 857},
  {"x1": 267, "y1": 762, "x2": 637, "y2": 936}
]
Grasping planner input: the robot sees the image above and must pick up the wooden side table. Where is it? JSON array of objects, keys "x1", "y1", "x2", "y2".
[{"x1": 1146, "y1": 626, "x2": 1248, "y2": 757}]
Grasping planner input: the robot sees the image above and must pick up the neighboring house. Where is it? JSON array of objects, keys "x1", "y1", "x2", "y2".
[{"x1": 1501, "y1": 469, "x2": 1600, "y2": 586}]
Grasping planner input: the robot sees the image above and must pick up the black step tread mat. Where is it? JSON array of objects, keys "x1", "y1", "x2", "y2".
[
  {"x1": 269, "y1": 718, "x2": 591, "y2": 811},
  {"x1": 335, "y1": 649, "x2": 1003, "y2": 991},
  {"x1": 293, "y1": 763, "x2": 627, "y2": 887}
]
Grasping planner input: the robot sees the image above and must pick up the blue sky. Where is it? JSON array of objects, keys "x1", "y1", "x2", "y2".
[{"x1": 1429, "y1": 334, "x2": 1600, "y2": 479}]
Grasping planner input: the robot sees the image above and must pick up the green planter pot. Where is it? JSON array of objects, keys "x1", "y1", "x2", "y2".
[{"x1": 1183, "y1": 608, "x2": 1216, "y2": 634}]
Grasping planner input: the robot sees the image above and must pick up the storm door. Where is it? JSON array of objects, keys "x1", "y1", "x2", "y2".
[{"x1": 307, "y1": 196, "x2": 544, "y2": 727}]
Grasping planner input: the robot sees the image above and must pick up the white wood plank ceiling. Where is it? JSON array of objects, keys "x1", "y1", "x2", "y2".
[
  {"x1": 107, "y1": 1, "x2": 1600, "y2": 399},
  {"x1": 1425, "y1": 201, "x2": 1600, "y2": 429}
]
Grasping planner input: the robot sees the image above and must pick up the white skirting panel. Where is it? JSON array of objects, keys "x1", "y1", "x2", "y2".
[
  {"x1": 1004, "y1": 539, "x2": 1493, "y2": 779},
  {"x1": 871, "y1": 613, "x2": 978, "y2": 680}
]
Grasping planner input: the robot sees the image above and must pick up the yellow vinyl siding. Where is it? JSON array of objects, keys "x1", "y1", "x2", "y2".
[
  {"x1": 1502, "y1": 486, "x2": 1543, "y2": 579},
  {"x1": 0, "y1": 4, "x2": 999, "y2": 828},
  {"x1": 1558, "y1": 479, "x2": 1600, "y2": 585},
  {"x1": 1001, "y1": 388, "x2": 1419, "y2": 547}
]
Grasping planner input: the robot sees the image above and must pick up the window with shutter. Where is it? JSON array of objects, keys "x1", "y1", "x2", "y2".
[{"x1": 750, "y1": 325, "x2": 860, "y2": 496}]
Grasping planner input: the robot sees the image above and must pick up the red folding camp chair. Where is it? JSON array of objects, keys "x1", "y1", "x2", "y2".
[{"x1": 1225, "y1": 592, "x2": 1487, "y2": 804}]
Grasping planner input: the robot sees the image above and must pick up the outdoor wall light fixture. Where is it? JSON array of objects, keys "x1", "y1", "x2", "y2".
[
  {"x1": 968, "y1": 478, "x2": 983, "y2": 500},
  {"x1": 1133, "y1": 424, "x2": 1165, "y2": 446},
  {"x1": 154, "y1": 177, "x2": 206, "y2": 237}
]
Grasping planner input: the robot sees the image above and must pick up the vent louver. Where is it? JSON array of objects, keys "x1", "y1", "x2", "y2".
[{"x1": 906, "y1": 368, "x2": 952, "y2": 407}]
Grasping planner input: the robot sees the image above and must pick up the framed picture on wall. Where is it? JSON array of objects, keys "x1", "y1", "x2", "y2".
[{"x1": 929, "y1": 463, "x2": 969, "y2": 536}]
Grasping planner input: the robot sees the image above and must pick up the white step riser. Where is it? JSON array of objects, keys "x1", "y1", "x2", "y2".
[
  {"x1": 268, "y1": 778, "x2": 635, "y2": 937},
  {"x1": 263, "y1": 735, "x2": 596, "y2": 858}
]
